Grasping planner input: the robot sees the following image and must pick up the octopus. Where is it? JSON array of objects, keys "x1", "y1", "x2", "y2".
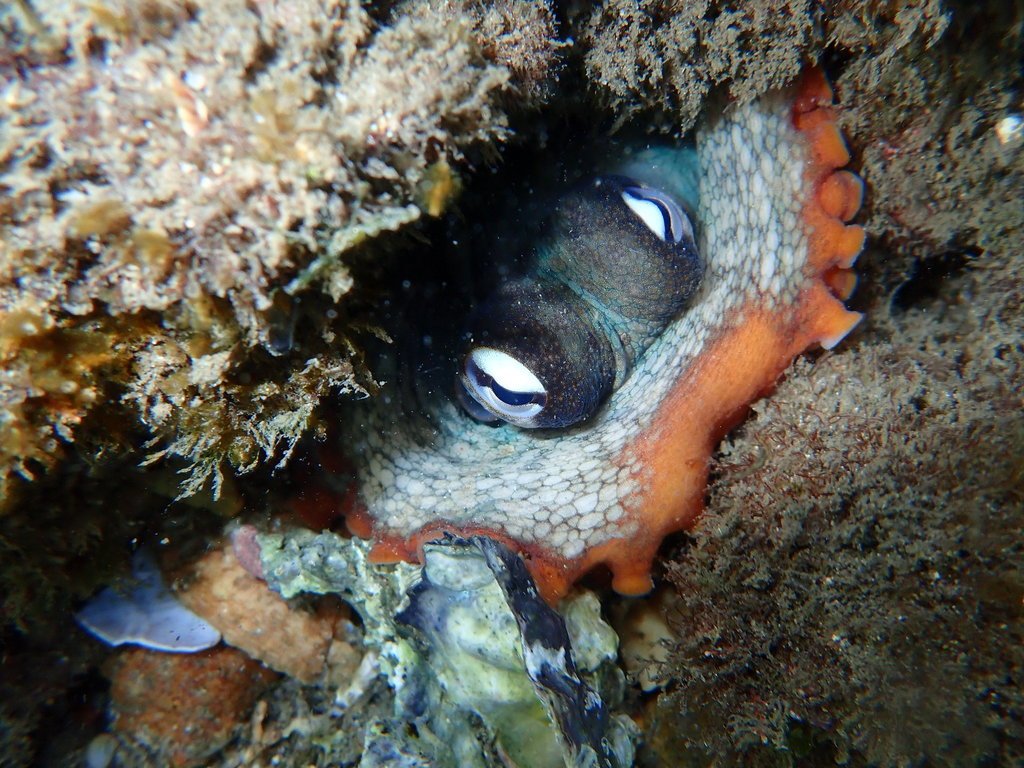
[{"x1": 340, "y1": 69, "x2": 865, "y2": 602}]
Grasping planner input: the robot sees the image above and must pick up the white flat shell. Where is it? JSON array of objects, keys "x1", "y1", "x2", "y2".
[{"x1": 75, "y1": 549, "x2": 221, "y2": 653}]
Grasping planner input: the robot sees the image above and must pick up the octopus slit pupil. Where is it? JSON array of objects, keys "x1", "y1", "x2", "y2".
[
  {"x1": 471, "y1": 365, "x2": 543, "y2": 408},
  {"x1": 491, "y1": 380, "x2": 540, "y2": 407},
  {"x1": 622, "y1": 186, "x2": 688, "y2": 243}
]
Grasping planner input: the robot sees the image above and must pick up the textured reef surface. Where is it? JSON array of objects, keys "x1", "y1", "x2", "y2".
[
  {"x1": 0, "y1": 0, "x2": 557, "y2": 500},
  {"x1": 1, "y1": 1, "x2": 1021, "y2": 767}
]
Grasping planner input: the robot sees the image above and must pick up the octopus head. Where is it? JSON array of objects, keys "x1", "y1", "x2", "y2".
[{"x1": 457, "y1": 175, "x2": 701, "y2": 429}]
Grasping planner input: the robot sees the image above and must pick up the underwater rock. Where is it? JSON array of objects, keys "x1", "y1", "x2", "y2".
[
  {"x1": 176, "y1": 539, "x2": 359, "y2": 686},
  {"x1": 613, "y1": 591, "x2": 674, "y2": 694},
  {"x1": 253, "y1": 528, "x2": 636, "y2": 768},
  {"x1": 0, "y1": 0, "x2": 560, "y2": 497},
  {"x1": 579, "y1": 0, "x2": 813, "y2": 132},
  {"x1": 105, "y1": 644, "x2": 278, "y2": 768},
  {"x1": 399, "y1": 536, "x2": 636, "y2": 768}
]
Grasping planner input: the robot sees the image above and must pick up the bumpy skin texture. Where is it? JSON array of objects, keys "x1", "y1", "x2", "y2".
[{"x1": 344, "y1": 70, "x2": 864, "y2": 601}]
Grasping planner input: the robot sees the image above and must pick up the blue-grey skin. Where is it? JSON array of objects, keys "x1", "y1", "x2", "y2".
[{"x1": 457, "y1": 167, "x2": 703, "y2": 429}]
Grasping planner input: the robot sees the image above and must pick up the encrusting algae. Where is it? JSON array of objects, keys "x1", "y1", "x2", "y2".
[{"x1": 0, "y1": 0, "x2": 558, "y2": 499}]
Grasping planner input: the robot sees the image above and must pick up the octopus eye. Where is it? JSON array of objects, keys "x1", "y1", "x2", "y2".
[
  {"x1": 462, "y1": 347, "x2": 547, "y2": 425},
  {"x1": 621, "y1": 185, "x2": 694, "y2": 244}
]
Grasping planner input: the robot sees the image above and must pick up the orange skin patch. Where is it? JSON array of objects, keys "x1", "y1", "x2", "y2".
[{"x1": 346, "y1": 68, "x2": 864, "y2": 603}]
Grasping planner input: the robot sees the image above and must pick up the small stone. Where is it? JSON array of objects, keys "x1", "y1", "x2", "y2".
[
  {"x1": 106, "y1": 645, "x2": 278, "y2": 768},
  {"x1": 84, "y1": 733, "x2": 118, "y2": 768},
  {"x1": 177, "y1": 540, "x2": 356, "y2": 685}
]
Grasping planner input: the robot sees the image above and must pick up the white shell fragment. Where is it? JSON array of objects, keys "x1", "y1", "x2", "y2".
[{"x1": 75, "y1": 549, "x2": 221, "y2": 652}]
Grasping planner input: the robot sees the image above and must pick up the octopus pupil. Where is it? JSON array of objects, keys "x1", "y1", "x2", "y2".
[
  {"x1": 490, "y1": 380, "x2": 539, "y2": 407},
  {"x1": 623, "y1": 184, "x2": 689, "y2": 243},
  {"x1": 653, "y1": 202, "x2": 673, "y2": 238},
  {"x1": 466, "y1": 360, "x2": 545, "y2": 411}
]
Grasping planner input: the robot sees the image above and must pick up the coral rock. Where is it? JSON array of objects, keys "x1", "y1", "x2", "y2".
[
  {"x1": 106, "y1": 645, "x2": 278, "y2": 768},
  {"x1": 177, "y1": 541, "x2": 359, "y2": 685}
]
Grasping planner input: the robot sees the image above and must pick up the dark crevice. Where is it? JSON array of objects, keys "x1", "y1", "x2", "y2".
[
  {"x1": 242, "y1": 36, "x2": 278, "y2": 85},
  {"x1": 890, "y1": 246, "x2": 980, "y2": 312}
]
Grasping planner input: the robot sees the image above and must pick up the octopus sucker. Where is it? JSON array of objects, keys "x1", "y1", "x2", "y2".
[{"x1": 341, "y1": 67, "x2": 865, "y2": 603}]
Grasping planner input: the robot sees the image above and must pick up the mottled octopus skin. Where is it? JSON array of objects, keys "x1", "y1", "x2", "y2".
[{"x1": 343, "y1": 69, "x2": 864, "y2": 602}]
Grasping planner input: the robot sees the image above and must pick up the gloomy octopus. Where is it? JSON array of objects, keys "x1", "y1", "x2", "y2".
[{"x1": 341, "y1": 69, "x2": 865, "y2": 601}]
